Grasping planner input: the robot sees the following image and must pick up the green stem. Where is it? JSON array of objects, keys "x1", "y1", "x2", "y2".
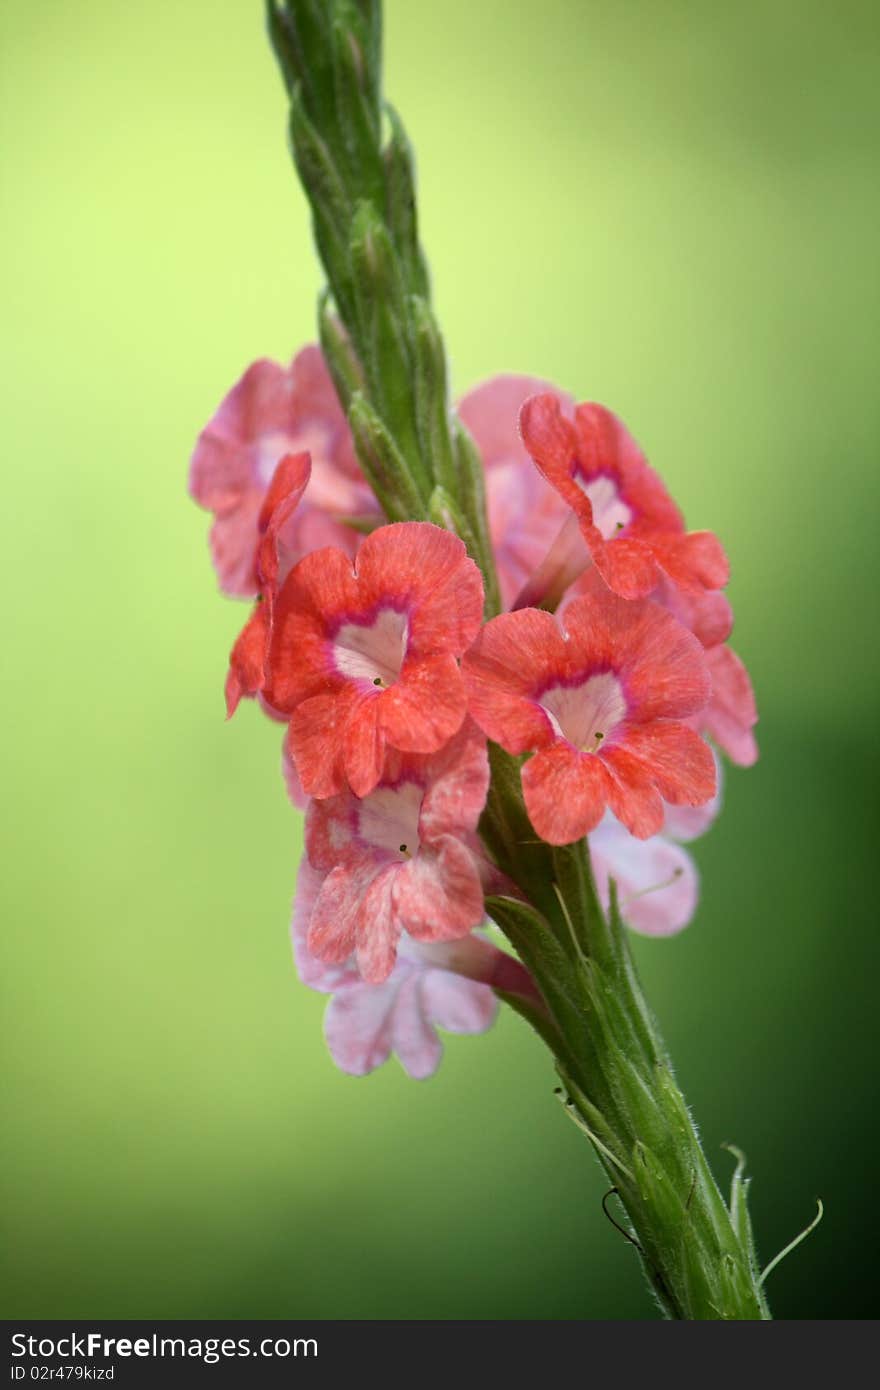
[
  {"x1": 266, "y1": 0, "x2": 501, "y2": 615},
  {"x1": 485, "y1": 751, "x2": 771, "y2": 1320}
]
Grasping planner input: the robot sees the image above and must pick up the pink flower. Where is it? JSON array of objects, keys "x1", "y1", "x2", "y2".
[
  {"x1": 303, "y1": 721, "x2": 490, "y2": 983},
  {"x1": 517, "y1": 394, "x2": 729, "y2": 606},
  {"x1": 189, "y1": 346, "x2": 378, "y2": 597},
  {"x1": 264, "y1": 522, "x2": 485, "y2": 799},
  {"x1": 292, "y1": 861, "x2": 537, "y2": 1079},
  {"x1": 463, "y1": 590, "x2": 716, "y2": 845},
  {"x1": 590, "y1": 760, "x2": 722, "y2": 937},
  {"x1": 457, "y1": 376, "x2": 572, "y2": 610}
]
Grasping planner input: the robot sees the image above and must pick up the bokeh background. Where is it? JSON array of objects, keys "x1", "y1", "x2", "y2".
[{"x1": 2, "y1": 0, "x2": 878, "y2": 1320}]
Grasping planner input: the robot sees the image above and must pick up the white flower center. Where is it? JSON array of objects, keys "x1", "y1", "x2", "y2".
[
  {"x1": 540, "y1": 672, "x2": 627, "y2": 751},
  {"x1": 358, "y1": 781, "x2": 423, "y2": 859},
  {"x1": 333, "y1": 608, "x2": 409, "y2": 687},
  {"x1": 576, "y1": 474, "x2": 632, "y2": 539},
  {"x1": 255, "y1": 430, "x2": 301, "y2": 488}
]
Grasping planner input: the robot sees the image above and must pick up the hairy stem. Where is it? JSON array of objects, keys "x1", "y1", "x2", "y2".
[
  {"x1": 267, "y1": 0, "x2": 500, "y2": 614},
  {"x1": 484, "y1": 749, "x2": 770, "y2": 1320}
]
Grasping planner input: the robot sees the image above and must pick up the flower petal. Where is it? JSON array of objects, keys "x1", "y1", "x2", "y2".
[
  {"x1": 393, "y1": 835, "x2": 484, "y2": 942},
  {"x1": 623, "y1": 722, "x2": 717, "y2": 808},
  {"x1": 590, "y1": 820, "x2": 699, "y2": 937},
  {"x1": 354, "y1": 522, "x2": 484, "y2": 655},
  {"x1": 702, "y1": 645, "x2": 759, "y2": 766},
  {"x1": 379, "y1": 653, "x2": 468, "y2": 754},
  {"x1": 522, "y1": 744, "x2": 611, "y2": 844}
]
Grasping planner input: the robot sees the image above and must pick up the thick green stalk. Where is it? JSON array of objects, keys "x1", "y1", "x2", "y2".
[
  {"x1": 483, "y1": 748, "x2": 770, "y2": 1320},
  {"x1": 266, "y1": 0, "x2": 501, "y2": 615}
]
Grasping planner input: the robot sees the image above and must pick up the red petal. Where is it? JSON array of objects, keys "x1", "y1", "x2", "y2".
[
  {"x1": 651, "y1": 530, "x2": 730, "y2": 594},
  {"x1": 521, "y1": 745, "x2": 609, "y2": 844},
  {"x1": 600, "y1": 746, "x2": 666, "y2": 838},
  {"x1": 622, "y1": 722, "x2": 717, "y2": 807},
  {"x1": 225, "y1": 601, "x2": 270, "y2": 716},
  {"x1": 354, "y1": 522, "x2": 485, "y2": 655},
  {"x1": 380, "y1": 653, "x2": 468, "y2": 754},
  {"x1": 462, "y1": 608, "x2": 565, "y2": 753},
  {"x1": 287, "y1": 690, "x2": 356, "y2": 798},
  {"x1": 343, "y1": 696, "x2": 387, "y2": 798}
]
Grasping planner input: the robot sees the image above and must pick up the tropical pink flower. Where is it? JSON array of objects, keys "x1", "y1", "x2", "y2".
[
  {"x1": 458, "y1": 376, "x2": 572, "y2": 610},
  {"x1": 189, "y1": 346, "x2": 378, "y2": 596},
  {"x1": 291, "y1": 860, "x2": 537, "y2": 1079},
  {"x1": 517, "y1": 394, "x2": 729, "y2": 606},
  {"x1": 590, "y1": 759, "x2": 722, "y2": 937},
  {"x1": 463, "y1": 590, "x2": 715, "y2": 844},
  {"x1": 265, "y1": 522, "x2": 485, "y2": 799},
  {"x1": 302, "y1": 722, "x2": 490, "y2": 983}
]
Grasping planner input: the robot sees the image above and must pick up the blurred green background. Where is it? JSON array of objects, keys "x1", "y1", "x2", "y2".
[{"x1": 2, "y1": 0, "x2": 878, "y2": 1320}]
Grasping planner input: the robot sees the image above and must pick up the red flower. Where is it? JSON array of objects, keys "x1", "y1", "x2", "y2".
[
  {"x1": 518, "y1": 394, "x2": 729, "y2": 604},
  {"x1": 265, "y1": 522, "x2": 485, "y2": 798},
  {"x1": 225, "y1": 451, "x2": 311, "y2": 716},
  {"x1": 303, "y1": 722, "x2": 490, "y2": 982},
  {"x1": 463, "y1": 590, "x2": 716, "y2": 844}
]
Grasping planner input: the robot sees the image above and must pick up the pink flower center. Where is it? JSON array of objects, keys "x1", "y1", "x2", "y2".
[
  {"x1": 576, "y1": 474, "x2": 632, "y2": 539},
  {"x1": 540, "y1": 672, "x2": 627, "y2": 752},
  {"x1": 332, "y1": 608, "x2": 409, "y2": 687},
  {"x1": 358, "y1": 781, "x2": 423, "y2": 859}
]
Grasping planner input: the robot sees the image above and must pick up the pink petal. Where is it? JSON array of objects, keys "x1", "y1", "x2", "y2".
[
  {"x1": 458, "y1": 375, "x2": 571, "y2": 469},
  {"x1": 388, "y1": 974, "x2": 444, "y2": 1079},
  {"x1": 393, "y1": 835, "x2": 485, "y2": 942},
  {"x1": 355, "y1": 865, "x2": 401, "y2": 983},
  {"x1": 324, "y1": 982, "x2": 398, "y2": 1076},
  {"x1": 308, "y1": 861, "x2": 377, "y2": 965},
  {"x1": 417, "y1": 720, "x2": 490, "y2": 842},
  {"x1": 290, "y1": 858, "x2": 357, "y2": 992},
  {"x1": 418, "y1": 970, "x2": 498, "y2": 1035},
  {"x1": 702, "y1": 645, "x2": 759, "y2": 766},
  {"x1": 590, "y1": 819, "x2": 699, "y2": 937}
]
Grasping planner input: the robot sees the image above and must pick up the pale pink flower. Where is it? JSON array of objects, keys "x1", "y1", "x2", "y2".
[
  {"x1": 189, "y1": 346, "x2": 378, "y2": 596},
  {"x1": 589, "y1": 757, "x2": 722, "y2": 937},
  {"x1": 292, "y1": 860, "x2": 537, "y2": 1079},
  {"x1": 458, "y1": 376, "x2": 572, "y2": 610}
]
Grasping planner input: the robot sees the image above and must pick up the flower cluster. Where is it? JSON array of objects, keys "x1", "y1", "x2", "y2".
[{"x1": 191, "y1": 355, "x2": 756, "y2": 1077}]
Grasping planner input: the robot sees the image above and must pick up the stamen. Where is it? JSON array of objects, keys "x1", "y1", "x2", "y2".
[{"x1": 629, "y1": 866, "x2": 684, "y2": 900}]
